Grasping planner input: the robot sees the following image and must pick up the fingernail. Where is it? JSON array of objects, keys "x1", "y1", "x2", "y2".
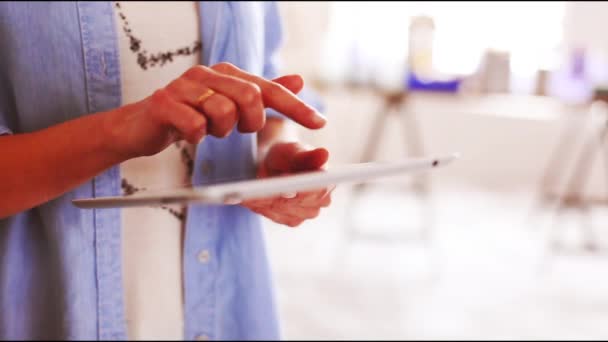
[
  {"x1": 312, "y1": 112, "x2": 327, "y2": 127},
  {"x1": 281, "y1": 192, "x2": 297, "y2": 199}
]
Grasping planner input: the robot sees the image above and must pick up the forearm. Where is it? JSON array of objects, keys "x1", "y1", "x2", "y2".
[{"x1": 0, "y1": 110, "x2": 126, "y2": 218}]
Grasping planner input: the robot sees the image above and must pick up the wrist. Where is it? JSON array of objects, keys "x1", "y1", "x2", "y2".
[{"x1": 99, "y1": 106, "x2": 136, "y2": 163}]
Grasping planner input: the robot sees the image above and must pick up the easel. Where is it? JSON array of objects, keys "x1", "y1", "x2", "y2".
[
  {"x1": 335, "y1": 89, "x2": 437, "y2": 271},
  {"x1": 533, "y1": 94, "x2": 608, "y2": 268}
]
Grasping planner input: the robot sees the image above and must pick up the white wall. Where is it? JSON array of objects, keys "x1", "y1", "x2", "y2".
[
  {"x1": 276, "y1": 2, "x2": 330, "y2": 82},
  {"x1": 563, "y1": 1, "x2": 608, "y2": 55}
]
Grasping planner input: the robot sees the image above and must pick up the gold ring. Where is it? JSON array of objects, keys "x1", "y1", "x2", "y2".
[{"x1": 197, "y1": 88, "x2": 215, "y2": 107}]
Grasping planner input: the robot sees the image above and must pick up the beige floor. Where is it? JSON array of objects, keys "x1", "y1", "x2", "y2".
[{"x1": 263, "y1": 185, "x2": 608, "y2": 340}]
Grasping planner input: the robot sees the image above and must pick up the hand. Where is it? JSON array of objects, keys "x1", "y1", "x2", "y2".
[
  {"x1": 103, "y1": 62, "x2": 327, "y2": 159},
  {"x1": 242, "y1": 142, "x2": 334, "y2": 228}
]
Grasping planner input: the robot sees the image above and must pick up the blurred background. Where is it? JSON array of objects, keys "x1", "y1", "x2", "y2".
[{"x1": 261, "y1": 1, "x2": 608, "y2": 340}]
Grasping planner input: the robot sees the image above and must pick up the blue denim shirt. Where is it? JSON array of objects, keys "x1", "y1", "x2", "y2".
[{"x1": 0, "y1": 2, "x2": 319, "y2": 340}]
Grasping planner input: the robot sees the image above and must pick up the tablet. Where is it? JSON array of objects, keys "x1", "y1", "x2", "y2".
[{"x1": 72, "y1": 153, "x2": 459, "y2": 209}]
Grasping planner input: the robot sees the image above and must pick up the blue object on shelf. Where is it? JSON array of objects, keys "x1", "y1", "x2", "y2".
[{"x1": 406, "y1": 71, "x2": 461, "y2": 92}]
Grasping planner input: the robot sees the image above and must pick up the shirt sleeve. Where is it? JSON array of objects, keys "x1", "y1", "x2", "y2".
[
  {"x1": 0, "y1": 125, "x2": 12, "y2": 135},
  {"x1": 262, "y1": 2, "x2": 325, "y2": 120},
  {"x1": 0, "y1": 82, "x2": 14, "y2": 135}
]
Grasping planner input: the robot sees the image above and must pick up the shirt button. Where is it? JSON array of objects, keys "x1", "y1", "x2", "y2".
[
  {"x1": 196, "y1": 334, "x2": 209, "y2": 341},
  {"x1": 198, "y1": 249, "x2": 211, "y2": 264}
]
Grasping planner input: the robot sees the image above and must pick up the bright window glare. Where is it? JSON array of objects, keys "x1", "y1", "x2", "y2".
[{"x1": 319, "y1": 1, "x2": 565, "y2": 88}]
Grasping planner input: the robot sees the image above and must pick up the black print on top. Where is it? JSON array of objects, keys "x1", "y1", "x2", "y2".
[
  {"x1": 121, "y1": 178, "x2": 146, "y2": 196},
  {"x1": 114, "y1": 2, "x2": 202, "y2": 71},
  {"x1": 121, "y1": 178, "x2": 186, "y2": 222},
  {"x1": 175, "y1": 140, "x2": 195, "y2": 177}
]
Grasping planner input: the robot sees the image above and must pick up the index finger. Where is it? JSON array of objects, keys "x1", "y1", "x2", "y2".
[{"x1": 212, "y1": 63, "x2": 327, "y2": 129}]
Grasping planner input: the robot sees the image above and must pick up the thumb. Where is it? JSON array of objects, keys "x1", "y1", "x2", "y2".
[
  {"x1": 264, "y1": 143, "x2": 329, "y2": 175},
  {"x1": 264, "y1": 142, "x2": 306, "y2": 175},
  {"x1": 291, "y1": 147, "x2": 329, "y2": 172}
]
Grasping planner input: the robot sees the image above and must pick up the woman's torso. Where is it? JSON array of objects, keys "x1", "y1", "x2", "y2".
[{"x1": 0, "y1": 2, "x2": 281, "y2": 340}]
